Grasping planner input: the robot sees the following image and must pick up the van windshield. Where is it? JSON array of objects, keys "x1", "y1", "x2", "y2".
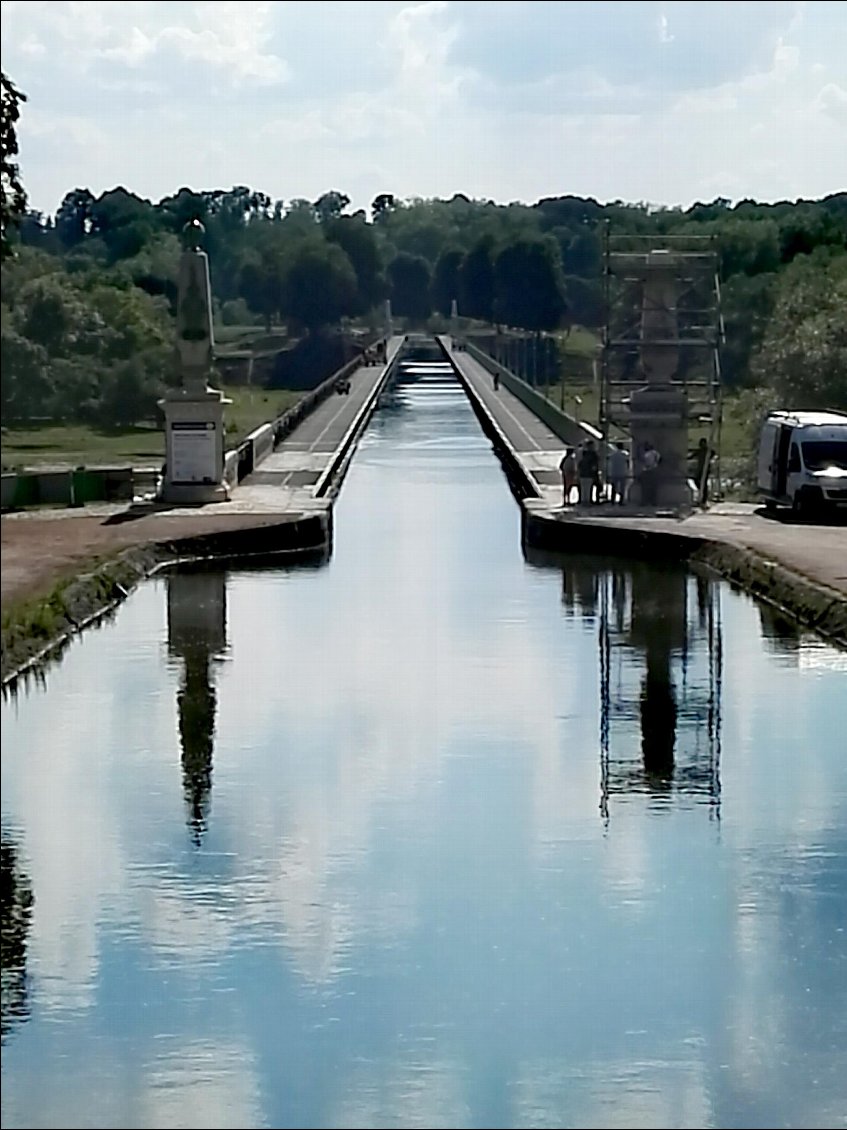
[{"x1": 802, "y1": 440, "x2": 847, "y2": 471}]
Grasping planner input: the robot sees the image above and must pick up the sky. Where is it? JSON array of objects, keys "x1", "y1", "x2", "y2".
[{"x1": 1, "y1": 0, "x2": 846, "y2": 218}]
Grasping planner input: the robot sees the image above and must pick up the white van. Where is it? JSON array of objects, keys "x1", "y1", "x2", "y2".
[{"x1": 757, "y1": 410, "x2": 847, "y2": 515}]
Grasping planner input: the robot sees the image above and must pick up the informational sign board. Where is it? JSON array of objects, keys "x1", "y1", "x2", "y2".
[{"x1": 171, "y1": 420, "x2": 217, "y2": 483}]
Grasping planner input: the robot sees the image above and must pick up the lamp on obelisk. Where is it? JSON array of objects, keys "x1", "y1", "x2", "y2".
[{"x1": 159, "y1": 220, "x2": 230, "y2": 503}]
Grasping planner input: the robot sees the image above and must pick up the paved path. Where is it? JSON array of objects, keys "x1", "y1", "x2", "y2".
[
  {"x1": 445, "y1": 340, "x2": 569, "y2": 508},
  {"x1": 236, "y1": 350, "x2": 397, "y2": 511}
]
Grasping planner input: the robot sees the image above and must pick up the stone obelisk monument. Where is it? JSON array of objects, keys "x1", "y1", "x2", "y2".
[{"x1": 159, "y1": 220, "x2": 230, "y2": 503}]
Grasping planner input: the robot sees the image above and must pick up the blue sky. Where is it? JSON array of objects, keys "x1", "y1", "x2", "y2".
[{"x1": 1, "y1": 0, "x2": 845, "y2": 217}]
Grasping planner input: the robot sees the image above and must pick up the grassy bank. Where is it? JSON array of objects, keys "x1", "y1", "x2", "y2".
[{"x1": 1, "y1": 387, "x2": 303, "y2": 471}]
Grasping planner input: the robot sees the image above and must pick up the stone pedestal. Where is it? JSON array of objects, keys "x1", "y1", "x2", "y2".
[
  {"x1": 159, "y1": 388, "x2": 230, "y2": 504},
  {"x1": 629, "y1": 386, "x2": 691, "y2": 508}
]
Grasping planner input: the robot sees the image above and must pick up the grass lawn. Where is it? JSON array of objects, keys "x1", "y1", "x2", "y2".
[{"x1": 2, "y1": 387, "x2": 304, "y2": 471}]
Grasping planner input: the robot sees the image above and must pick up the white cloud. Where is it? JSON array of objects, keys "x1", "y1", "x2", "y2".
[
  {"x1": 3, "y1": 0, "x2": 288, "y2": 84},
  {"x1": 0, "y1": 0, "x2": 845, "y2": 215},
  {"x1": 153, "y1": 4, "x2": 288, "y2": 85},
  {"x1": 814, "y1": 81, "x2": 847, "y2": 124},
  {"x1": 19, "y1": 33, "x2": 47, "y2": 57},
  {"x1": 658, "y1": 12, "x2": 675, "y2": 44}
]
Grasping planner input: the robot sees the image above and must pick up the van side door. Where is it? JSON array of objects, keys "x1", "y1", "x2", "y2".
[{"x1": 775, "y1": 425, "x2": 793, "y2": 497}]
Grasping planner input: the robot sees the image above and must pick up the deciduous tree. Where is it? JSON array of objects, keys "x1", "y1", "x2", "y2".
[{"x1": 1, "y1": 72, "x2": 27, "y2": 259}]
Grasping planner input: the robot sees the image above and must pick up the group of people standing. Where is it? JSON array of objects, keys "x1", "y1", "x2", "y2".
[
  {"x1": 559, "y1": 437, "x2": 712, "y2": 507},
  {"x1": 559, "y1": 439, "x2": 660, "y2": 507}
]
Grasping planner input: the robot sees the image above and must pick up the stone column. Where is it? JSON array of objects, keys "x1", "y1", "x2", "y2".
[{"x1": 629, "y1": 250, "x2": 690, "y2": 508}]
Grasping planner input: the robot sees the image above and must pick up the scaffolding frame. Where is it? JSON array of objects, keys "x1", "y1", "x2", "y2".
[
  {"x1": 598, "y1": 569, "x2": 723, "y2": 823},
  {"x1": 600, "y1": 224, "x2": 725, "y2": 501}
]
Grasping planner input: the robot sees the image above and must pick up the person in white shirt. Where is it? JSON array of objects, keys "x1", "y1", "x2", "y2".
[{"x1": 608, "y1": 443, "x2": 630, "y2": 504}]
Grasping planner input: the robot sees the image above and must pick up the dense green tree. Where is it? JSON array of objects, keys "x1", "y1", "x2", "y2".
[
  {"x1": 534, "y1": 195, "x2": 603, "y2": 232},
  {"x1": 239, "y1": 253, "x2": 282, "y2": 330},
  {"x1": 4, "y1": 170, "x2": 847, "y2": 431},
  {"x1": 387, "y1": 253, "x2": 432, "y2": 321},
  {"x1": 431, "y1": 248, "x2": 463, "y2": 317},
  {"x1": 459, "y1": 236, "x2": 496, "y2": 322},
  {"x1": 371, "y1": 193, "x2": 396, "y2": 223},
  {"x1": 158, "y1": 186, "x2": 210, "y2": 232},
  {"x1": 0, "y1": 72, "x2": 27, "y2": 259},
  {"x1": 712, "y1": 219, "x2": 781, "y2": 278},
  {"x1": 752, "y1": 252, "x2": 847, "y2": 408},
  {"x1": 562, "y1": 275, "x2": 603, "y2": 328},
  {"x1": 14, "y1": 274, "x2": 97, "y2": 356},
  {"x1": 720, "y1": 272, "x2": 777, "y2": 388},
  {"x1": 96, "y1": 352, "x2": 165, "y2": 427},
  {"x1": 282, "y1": 239, "x2": 358, "y2": 333},
  {"x1": 0, "y1": 323, "x2": 52, "y2": 421},
  {"x1": 325, "y1": 214, "x2": 385, "y2": 313},
  {"x1": 89, "y1": 187, "x2": 159, "y2": 263},
  {"x1": 562, "y1": 227, "x2": 602, "y2": 277},
  {"x1": 313, "y1": 190, "x2": 350, "y2": 224},
  {"x1": 120, "y1": 231, "x2": 181, "y2": 310},
  {"x1": 777, "y1": 207, "x2": 846, "y2": 265},
  {"x1": 3, "y1": 267, "x2": 171, "y2": 425},
  {"x1": 55, "y1": 189, "x2": 96, "y2": 248},
  {"x1": 494, "y1": 236, "x2": 567, "y2": 332}
]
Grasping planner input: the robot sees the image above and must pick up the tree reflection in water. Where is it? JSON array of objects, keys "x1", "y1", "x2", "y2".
[{"x1": 1, "y1": 833, "x2": 34, "y2": 1042}]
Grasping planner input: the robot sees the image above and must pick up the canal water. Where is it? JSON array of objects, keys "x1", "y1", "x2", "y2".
[{"x1": 2, "y1": 375, "x2": 846, "y2": 1130}]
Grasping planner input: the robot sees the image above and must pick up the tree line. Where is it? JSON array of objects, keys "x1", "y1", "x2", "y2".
[{"x1": 2, "y1": 71, "x2": 845, "y2": 431}]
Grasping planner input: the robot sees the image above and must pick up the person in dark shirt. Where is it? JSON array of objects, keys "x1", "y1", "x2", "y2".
[
  {"x1": 578, "y1": 441, "x2": 599, "y2": 505},
  {"x1": 689, "y1": 437, "x2": 714, "y2": 504}
]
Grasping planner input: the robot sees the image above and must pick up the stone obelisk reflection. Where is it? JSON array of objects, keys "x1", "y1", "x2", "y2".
[
  {"x1": 167, "y1": 572, "x2": 227, "y2": 844},
  {"x1": 629, "y1": 566, "x2": 686, "y2": 782}
]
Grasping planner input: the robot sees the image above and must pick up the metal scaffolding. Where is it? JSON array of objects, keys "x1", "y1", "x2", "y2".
[{"x1": 600, "y1": 225, "x2": 725, "y2": 500}]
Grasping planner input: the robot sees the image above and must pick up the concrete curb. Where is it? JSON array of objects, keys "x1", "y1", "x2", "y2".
[
  {"x1": 1, "y1": 517, "x2": 330, "y2": 688},
  {"x1": 523, "y1": 507, "x2": 847, "y2": 648}
]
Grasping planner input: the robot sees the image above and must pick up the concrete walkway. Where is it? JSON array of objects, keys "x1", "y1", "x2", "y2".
[
  {"x1": 445, "y1": 340, "x2": 569, "y2": 509},
  {"x1": 235, "y1": 348, "x2": 397, "y2": 512}
]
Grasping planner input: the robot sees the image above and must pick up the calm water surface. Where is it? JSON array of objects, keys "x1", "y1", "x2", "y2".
[{"x1": 2, "y1": 376, "x2": 846, "y2": 1129}]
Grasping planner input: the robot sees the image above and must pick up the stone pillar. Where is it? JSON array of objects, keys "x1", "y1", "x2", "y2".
[
  {"x1": 629, "y1": 250, "x2": 690, "y2": 508},
  {"x1": 159, "y1": 220, "x2": 230, "y2": 504}
]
